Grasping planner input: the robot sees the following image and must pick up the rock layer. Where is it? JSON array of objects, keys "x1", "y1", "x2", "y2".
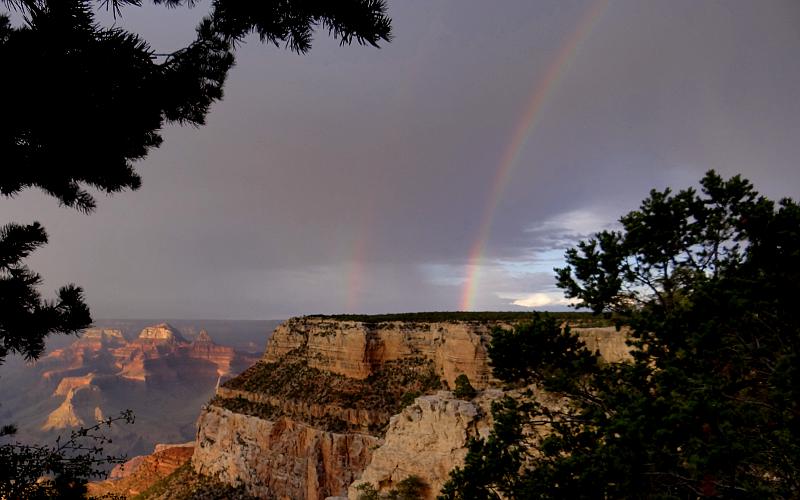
[
  {"x1": 193, "y1": 406, "x2": 378, "y2": 500},
  {"x1": 88, "y1": 442, "x2": 194, "y2": 497},
  {"x1": 263, "y1": 318, "x2": 500, "y2": 389},
  {"x1": 348, "y1": 391, "x2": 496, "y2": 499},
  {"x1": 264, "y1": 318, "x2": 631, "y2": 389}
]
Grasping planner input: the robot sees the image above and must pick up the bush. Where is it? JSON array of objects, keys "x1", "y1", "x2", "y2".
[
  {"x1": 452, "y1": 375, "x2": 476, "y2": 400},
  {"x1": 356, "y1": 476, "x2": 428, "y2": 500}
]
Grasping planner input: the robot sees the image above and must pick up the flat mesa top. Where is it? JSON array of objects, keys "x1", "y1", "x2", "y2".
[{"x1": 302, "y1": 311, "x2": 612, "y2": 326}]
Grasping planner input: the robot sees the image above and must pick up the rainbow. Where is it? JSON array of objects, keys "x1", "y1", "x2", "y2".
[
  {"x1": 346, "y1": 230, "x2": 369, "y2": 312},
  {"x1": 460, "y1": 0, "x2": 610, "y2": 310},
  {"x1": 345, "y1": 194, "x2": 378, "y2": 312}
]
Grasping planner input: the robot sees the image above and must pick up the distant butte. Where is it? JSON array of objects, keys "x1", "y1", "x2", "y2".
[{"x1": 136, "y1": 323, "x2": 187, "y2": 343}]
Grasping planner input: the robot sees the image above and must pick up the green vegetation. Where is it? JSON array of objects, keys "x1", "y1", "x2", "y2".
[
  {"x1": 452, "y1": 374, "x2": 476, "y2": 400},
  {"x1": 441, "y1": 172, "x2": 800, "y2": 499},
  {"x1": 356, "y1": 475, "x2": 429, "y2": 500},
  {"x1": 211, "y1": 395, "x2": 356, "y2": 434},
  {"x1": 399, "y1": 390, "x2": 422, "y2": 408},
  {"x1": 305, "y1": 311, "x2": 613, "y2": 326},
  {"x1": 0, "y1": 411, "x2": 134, "y2": 499},
  {"x1": 133, "y1": 462, "x2": 256, "y2": 500}
]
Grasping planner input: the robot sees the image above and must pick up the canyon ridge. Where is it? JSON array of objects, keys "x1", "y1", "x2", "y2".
[{"x1": 95, "y1": 313, "x2": 631, "y2": 499}]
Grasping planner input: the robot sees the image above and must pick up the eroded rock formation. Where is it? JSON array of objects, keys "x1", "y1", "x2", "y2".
[
  {"x1": 88, "y1": 442, "x2": 195, "y2": 497},
  {"x1": 348, "y1": 391, "x2": 498, "y2": 499},
  {"x1": 194, "y1": 316, "x2": 632, "y2": 499},
  {"x1": 194, "y1": 406, "x2": 378, "y2": 500},
  {"x1": 263, "y1": 318, "x2": 501, "y2": 389}
]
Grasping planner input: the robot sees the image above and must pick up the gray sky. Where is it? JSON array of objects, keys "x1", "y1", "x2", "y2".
[{"x1": 3, "y1": 0, "x2": 800, "y2": 319}]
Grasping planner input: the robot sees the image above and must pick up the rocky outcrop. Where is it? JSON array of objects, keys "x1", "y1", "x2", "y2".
[
  {"x1": 79, "y1": 328, "x2": 126, "y2": 349},
  {"x1": 42, "y1": 383, "x2": 106, "y2": 431},
  {"x1": 137, "y1": 323, "x2": 187, "y2": 343},
  {"x1": 53, "y1": 373, "x2": 94, "y2": 396},
  {"x1": 216, "y1": 387, "x2": 390, "y2": 430},
  {"x1": 41, "y1": 388, "x2": 84, "y2": 430},
  {"x1": 88, "y1": 442, "x2": 194, "y2": 497},
  {"x1": 576, "y1": 326, "x2": 634, "y2": 363},
  {"x1": 24, "y1": 321, "x2": 260, "y2": 468},
  {"x1": 264, "y1": 318, "x2": 500, "y2": 389},
  {"x1": 189, "y1": 330, "x2": 238, "y2": 376},
  {"x1": 193, "y1": 406, "x2": 378, "y2": 500},
  {"x1": 264, "y1": 318, "x2": 631, "y2": 389},
  {"x1": 193, "y1": 316, "x2": 632, "y2": 499},
  {"x1": 348, "y1": 391, "x2": 497, "y2": 499}
]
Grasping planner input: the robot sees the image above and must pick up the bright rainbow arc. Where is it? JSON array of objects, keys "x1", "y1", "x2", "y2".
[{"x1": 460, "y1": 0, "x2": 611, "y2": 311}]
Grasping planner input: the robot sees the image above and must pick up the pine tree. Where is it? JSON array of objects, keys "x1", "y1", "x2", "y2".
[
  {"x1": 442, "y1": 171, "x2": 800, "y2": 499},
  {"x1": 1, "y1": 1, "x2": 393, "y2": 493}
]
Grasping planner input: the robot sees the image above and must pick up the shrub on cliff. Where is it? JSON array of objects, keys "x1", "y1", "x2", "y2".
[
  {"x1": 0, "y1": 411, "x2": 134, "y2": 498},
  {"x1": 453, "y1": 374, "x2": 476, "y2": 400},
  {"x1": 441, "y1": 171, "x2": 800, "y2": 499},
  {"x1": 356, "y1": 475, "x2": 428, "y2": 500}
]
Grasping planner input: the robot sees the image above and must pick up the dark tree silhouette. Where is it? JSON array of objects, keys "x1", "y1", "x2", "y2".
[
  {"x1": 0, "y1": 0, "x2": 392, "y2": 493},
  {"x1": 0, "y1": 0, "x2": 392, "y2": 361},
  {"x1": 442, "y1": 172, "x2": 800, "y2": 499}
]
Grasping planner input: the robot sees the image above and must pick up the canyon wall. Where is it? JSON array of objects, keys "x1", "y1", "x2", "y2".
[
  {"x1": 193, "y1": 316, "x2": 632, "y2": 499},
  {"x1": 194, "y1": 406, "x2": 378, "y2": 500},
  {"x1": 263, "y1": 318, "x2": 504, "y2": 389},
  {"x1": 264, "y1": 318, "x2": 631, "y2": 388}
]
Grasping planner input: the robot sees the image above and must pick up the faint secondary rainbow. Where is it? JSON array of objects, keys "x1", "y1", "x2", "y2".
[
  {"x1": 346, "y1": 229, "x2": 370, "y2": 312},
  {"x1": 345, "y1": 194, "x2": 377, "y2": 313},
  {"x1": 460, "y1": 0, "x2": 610, "y2": 311}
]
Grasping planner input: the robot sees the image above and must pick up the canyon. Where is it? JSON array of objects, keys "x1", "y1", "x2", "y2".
[
  {"x1": 169, "y1": 314, "x2": 631, "y2": 500},
  {"x1": 0, "y1": 321, "x2": 271, "y2": 463}
]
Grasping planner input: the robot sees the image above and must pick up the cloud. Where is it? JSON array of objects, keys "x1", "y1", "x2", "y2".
[
  {"x1": 499, "y1": 292, "x2": 575, "y2": 308},
  {"x1": 524, "y1": 209, "x2": 618, "y2": 251}
]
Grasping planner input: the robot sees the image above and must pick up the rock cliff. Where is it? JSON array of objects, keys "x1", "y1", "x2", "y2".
[
  {"x1": 263, "y1": 318, "x2": 497, "y2": 389},
  {"x1": 189, "y1": 330, "x2": 240, "y2": 376},
  {"x1": 88, "y1": 442, "x2": 195, "y2": 497},
  {"x1": 194, "y1": 406, "x2": 378, "y2": 500},
  {"x1": 137, "y1": 323, "x2": 187, "y2": 343},
  {"x1": 348, "y1": 391, "x2": 498, "y2": 499},
  {"x1": 193, "y1": 315, "x2": 632, "y2": 499}
]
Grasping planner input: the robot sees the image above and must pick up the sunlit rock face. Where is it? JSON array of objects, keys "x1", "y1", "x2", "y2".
[
  {"x1": 78, "y1": 328, "x2": 127, "y2": 349},
  {"x1": 188, "y1": 329, "x2": 239, "y2": 376},
  {"x1": 136, "y1": 322, "x2": 187, "y2": 343},
  {"x1": 88, "y1": 442, "x2": 195, "y2": 497},
  {"x1": 263, "y1": 318, "x2": 499, "y2": 389},
  {"x1": 348, "y1": 391, "x2": 498, "y2": 500},
  {"x1": 263, "y1": 318, "x2": 632, "y2": 389},
  {"x1": 194, "y1": 406, "x2": 378, "y2": 500}
]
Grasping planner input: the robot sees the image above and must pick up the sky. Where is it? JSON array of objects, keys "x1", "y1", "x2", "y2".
[{"x1": 3, "y1": 0, "x2": 800, "y2": 319}]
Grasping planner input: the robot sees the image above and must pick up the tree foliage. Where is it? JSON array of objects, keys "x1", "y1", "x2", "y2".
[
  {"x1": 0, "y1": 410, "x2": 134, "y2": 498},
  {"x1": 453, "y1": 374, "x2": 476, "y2": 400},
  {"x1": 442, "y1": 171, "x2": 800, "y2": 498},
  {"x1": 356, "y1": 475, "x2": 429, "y2": 500},
  {"x1": 0, "y1": 0, "x2": 392, "y2": 363},
  {"x1": 1, "y1": 0, "x2": 392, "y2": 213},
  {"x1": 0, "y1": 222, "x2": 91, "y2": 362},
  {"x1": 0, "y1": 0, "x2": 393, "y2": 494}
]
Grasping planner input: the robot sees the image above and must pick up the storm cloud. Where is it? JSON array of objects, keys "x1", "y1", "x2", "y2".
[{"x1": 2, "y1": 0, "x2": 799, "y2": 318}]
